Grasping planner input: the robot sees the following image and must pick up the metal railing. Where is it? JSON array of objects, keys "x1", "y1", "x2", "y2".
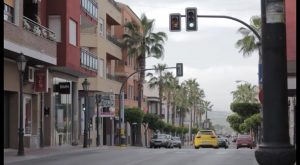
[
  {"x1": 23, "y1": 16, "x2": 56, "y2": 42},
  {"x1": 106, "y1": 32, "x2": 123, "y2": 47},
  {"x1": 80, "y1": 48, "x2": 98, "y2": 71},
  {"x1": 107, "y1": 0, "x2": 121, "y2": 12}
]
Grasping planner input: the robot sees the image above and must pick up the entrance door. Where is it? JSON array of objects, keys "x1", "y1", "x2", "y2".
[{"x1": 4, "y1": 92, "x2": 9, "y2": 148}]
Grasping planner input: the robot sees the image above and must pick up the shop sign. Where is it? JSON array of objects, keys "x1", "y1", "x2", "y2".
[
  {"x1": 56, "y1": 82, "x2": 70, "y2": 94},
  {"x1": 34, "y1": 69, "x2": 48, "y2": 93},
  {"x1": 95, "y1": 92, "x2": 115, "y2": 108}
]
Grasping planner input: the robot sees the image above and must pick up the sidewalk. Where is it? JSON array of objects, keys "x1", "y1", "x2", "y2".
[{"x1": 4, "y1": 145, "x2": 123, "y2": 164}]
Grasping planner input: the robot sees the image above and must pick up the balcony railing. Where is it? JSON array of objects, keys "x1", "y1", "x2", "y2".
[
  {"x1": 106, "y1": 73, "x2": 122, "y2": 83},
  {"x1": 81, "y1": 0, "x2": 98, "y2": 20},
  {"x1": 23, "y1": 16, "x2": 56, "y2": 42},
  {"x1": 106, "y1": 32, "x2": 122, "y2": 47},
  {"x1": 80, "y1": 48, "x2": 98, "y2": 71},
  {"x1": 107, "y1": 0, "x2": 121, "y2": 12}
]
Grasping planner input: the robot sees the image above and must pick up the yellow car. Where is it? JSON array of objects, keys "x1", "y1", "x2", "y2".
[{"x1": 194, "y1": 130, "x2": 218, "y2": 149}]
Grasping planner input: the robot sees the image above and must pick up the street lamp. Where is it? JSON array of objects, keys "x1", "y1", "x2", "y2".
[
  {"x1": 82, "y1": 78, "x2": 90, "y2": 148},
  {"x1": 17, "y1": 53, "x2": 27, "y2": 156}
]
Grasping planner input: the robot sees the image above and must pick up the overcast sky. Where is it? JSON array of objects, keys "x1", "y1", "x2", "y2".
[{"x1": 116, "y1": 0, "x2": 261, "y2": 112}]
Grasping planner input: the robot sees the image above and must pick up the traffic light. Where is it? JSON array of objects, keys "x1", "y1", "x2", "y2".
[
  {"x1": 169, "y1": 13, "x2": 181, "y2": 31},
  {"x1": 186, "y1": 7, "x2": 197, "y2": 31},
  {"x1": 176, "y1": 63, "x2": 183, "y2": 77}
]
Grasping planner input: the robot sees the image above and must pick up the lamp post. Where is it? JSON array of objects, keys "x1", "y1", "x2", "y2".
[
  {"x1": 17, "y1": 53, "x2": 27, "y2": 156},
  {"x1": 96, "y1": 94, "x2": 100, "y2": 146},
  {"x1": 82, "y1": 78, "x2": 90, "y2": 148}
]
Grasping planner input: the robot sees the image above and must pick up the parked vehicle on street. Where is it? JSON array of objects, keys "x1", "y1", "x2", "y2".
[
  {"x1": 217, "y1": 137, "x2": 228, "y2": 149},
  {"x1": 171, "y1": 136, "x2": 182, "y2": 149},
  {"x1": 194, "y1": 130, "x2": 218, "y2": 149},
  {"x1": 150, "y1": 134, "x2": 173, "y2": 148},
  {"x1": 236, "y1": 134, "x2": 253, "y2": 149}
]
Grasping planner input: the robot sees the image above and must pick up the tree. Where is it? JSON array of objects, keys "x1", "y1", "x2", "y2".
[
  {"x1": 230, "y1": 102, "x2": 261, "y2": 120},
  {"x1": 124, "y1": 107, "x2": 144, "y2": 146},
  {"x1": 231, "y1": 83, "x2": 259, "y2": 103},
  {"x1": 154, "y1": 119, "x2": 166, "y2": 132},
  {"x1": 123, "y1": 14, "x2": 168, "y2": 108},
  {"x1": 142, "y1": 113, "x2": 160, "y2": 147},
  {"x1": 235, "y1": 15, "x2": 261, "y2": 57},
  {"x1": 147, "y1": 63, "x2": 167, "y2": 116},
  {"x1": 161, "y1": 72, "x2": 178, "y2": 124},
  {"x1": 226, "y1": 113, "x2": 244, "y2": 133}
]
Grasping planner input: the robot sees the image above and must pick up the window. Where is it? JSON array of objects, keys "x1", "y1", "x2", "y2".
[
  {"x1": 99, "y1": 18, "x2": 104, "y2": 36},
  {"x1": 4, "y1": 3, "x2": 14, "y2": 23},
  {"x1": 69, "y1": 19, "x2": 77, "y2": 46},
  {"x1": 98, "y1": 59, "x2": 104, "y2": 77},
  {"x1": 48, "y1": 15, "x2": 61, "y2": 42},
  {"x1": 24, "y1": 95, "x2": 32, "y2": 135}
]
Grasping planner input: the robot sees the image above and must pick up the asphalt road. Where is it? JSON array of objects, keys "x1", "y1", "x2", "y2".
[{"x1": 5, "y1": 146, "x2": 259, "y2": 165}]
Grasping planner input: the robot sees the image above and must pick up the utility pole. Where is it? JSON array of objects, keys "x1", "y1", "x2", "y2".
[{"x1": 254, "y1": 0, "x2": 295, "y2": 164}]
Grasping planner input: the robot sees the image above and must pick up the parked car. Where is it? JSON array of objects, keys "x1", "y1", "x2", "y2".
[
  {"x1": 236, "y1": 134, "x2": 253, "y2": 149},
  {"x1": 150, "y1": 134, "x2": 173, "y2": 148},
  {"x1": 171, "y1": 136, "x2": 182, "y2": 149},
  {"x1": 194, "y1": 130, "x2": 218, "y2": 149},
  {"x1": 217, "y1": 137, "x2": 228, "y2": 149}
]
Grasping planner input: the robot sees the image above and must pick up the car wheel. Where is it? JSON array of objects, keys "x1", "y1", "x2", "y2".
[
  {"x1": 250, "y1": 146, "x2": 252, "y2": 149},
  {"x1": 195, "y1": 146, "x2": 199, "y2": 149},
  {"x1": 179, "y1": 146, "x2": 181, "y2": 149},
  {"x1": 237, "y1": 146, "x2": 239, "y2": 149}
]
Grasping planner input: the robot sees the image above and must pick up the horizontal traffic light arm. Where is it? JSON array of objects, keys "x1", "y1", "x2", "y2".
[{"x1": 179, "y1": 14, "x2": 261, "y2": 41}]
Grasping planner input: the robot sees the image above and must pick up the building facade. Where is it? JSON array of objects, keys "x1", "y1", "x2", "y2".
[{"x1": 4, "y1": 0, "x2": 57, "y2": 149}]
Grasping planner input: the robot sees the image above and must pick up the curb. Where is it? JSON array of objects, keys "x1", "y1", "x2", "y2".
[{"x1": 4, "y1": 146, "x2": 115, "y2": 164}]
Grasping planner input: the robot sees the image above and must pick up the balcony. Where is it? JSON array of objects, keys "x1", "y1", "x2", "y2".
[
  {"x1": 80, "y1": 48, "x2": 98, "y2": 72},
  {"x1": 106, "y1": 73, "x2": 123, "y2": 83},
  {"x1": 106, "y1": 32, "x2": 122, "y2": 48},
  {"x1": 108, "y1": 0, "x2": 121, "y2": 12},
  {"x1": 4, "y1": 16, "x2": 57, "y2": 65},
  {"x1": 80, "y1": 0, "x2": 98, "y2": 20},
  {"x1": 23, "y1": 16, "x2": 56, "y2": 42}
]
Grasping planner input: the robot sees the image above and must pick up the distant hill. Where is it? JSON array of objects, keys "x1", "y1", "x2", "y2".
[{"x1": 206, "y1": 110, "x2": 233, "y2": 127}]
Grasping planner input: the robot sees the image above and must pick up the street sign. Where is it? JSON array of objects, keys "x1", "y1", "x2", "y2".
[{"x1": 95, "y1": 92, "x2": 115, "y2": 107}]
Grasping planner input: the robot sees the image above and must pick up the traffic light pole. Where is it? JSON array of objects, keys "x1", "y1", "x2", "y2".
[
  {"x1": 180, "y1": 14, "x2": 261, "y2": 41},
  {"x1": 254, "y1": 0, "x2": 296, "y2": 164},
  {"x1": 118, "y1": 66, "x2": 180, "y2": 146}
]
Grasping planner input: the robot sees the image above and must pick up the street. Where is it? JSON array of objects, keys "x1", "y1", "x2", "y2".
[{"x1": 5, "y1": 147, "x2": 259, "y2": 165}]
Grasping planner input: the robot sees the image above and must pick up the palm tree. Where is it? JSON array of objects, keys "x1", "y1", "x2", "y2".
[
  {"x1": 147, "y1": 63, "x2": 167, "y2": 117},
  {"x1": 162, "y1": 72, "x2": 178, "y2": 124},
  {"x1": 174, "y1": 83, "x2": 189, "y2": 126},
  {"x1": 235, "y1": 15, "x2": 261, "y2": 57},
  {"x1": 123, "y1": 14, "x2": 168, "y2": 108},
  {"x1": 231, "y1": 82, "x2": 259, "y2": 103}
]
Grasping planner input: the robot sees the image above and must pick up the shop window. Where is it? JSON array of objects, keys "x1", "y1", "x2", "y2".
[{"x1": 24, "y1": 95, "x2": 32, "y2": 135}]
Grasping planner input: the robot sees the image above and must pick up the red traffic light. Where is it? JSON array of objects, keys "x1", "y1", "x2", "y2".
[{"x1": 170, "y1": 14, "x2": 181, "y2": 31}]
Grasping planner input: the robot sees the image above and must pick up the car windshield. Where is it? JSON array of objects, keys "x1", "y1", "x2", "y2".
[
  {"x1": 152, "y1": 134, "x2": 165, "y2": 139},
  {"x1": 199, "y1": 131, "x2": 214, "y2": 135},
  {"x1": 173, "y1": 137, "x2": 180, "y2": 140},
  {"x1": 238, "y1": 135, "x2": 251, "y2": 139}
]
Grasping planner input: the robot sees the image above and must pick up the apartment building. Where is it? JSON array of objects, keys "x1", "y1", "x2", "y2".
[
  {"x1": 4, "y1": 0, "x2": 100, "y2": 149},
  {"x1": 4, "y1": 0, "x2": 57, "y2": 149},
  {"x1": 78, "y1": 0, "x2": 123, "y2": 146}
]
